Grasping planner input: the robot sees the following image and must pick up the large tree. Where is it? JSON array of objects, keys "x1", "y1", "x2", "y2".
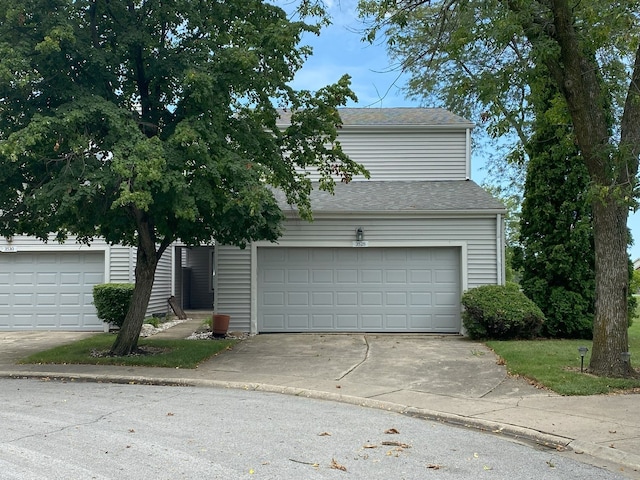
[
  {"x1": 0, "y1": 0, "x2": 367, "y2": 355},
  {"x1": 516, "y1": 84, "x2": 595, "y2": 339},
  {"x1": 358, "y1": 0, "x2": 640, "y2": 376}
]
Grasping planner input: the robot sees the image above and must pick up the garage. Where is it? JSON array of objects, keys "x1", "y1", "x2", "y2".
[
  {"x1": 0, "y1": 251, "x2": 104, "y2": 330},
  {"x1": 257, "y1": 247, "x2": 461, "y2": 333}
]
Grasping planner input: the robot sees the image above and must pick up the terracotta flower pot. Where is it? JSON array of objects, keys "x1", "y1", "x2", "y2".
[{"x1": 212, "y1": 314, "x2": 230, "y2": 338}]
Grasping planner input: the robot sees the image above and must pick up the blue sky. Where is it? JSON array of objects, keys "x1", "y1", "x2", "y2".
[{"x1": 281, "y1": 0, "x2": 640, "y2": 260}]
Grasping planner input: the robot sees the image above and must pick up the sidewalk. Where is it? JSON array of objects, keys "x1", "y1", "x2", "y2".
[{"x1": 1, "y1": 320, "x2": 639, "y2": 478}]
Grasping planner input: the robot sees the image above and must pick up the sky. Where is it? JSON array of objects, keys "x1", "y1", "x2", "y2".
[{"x1": 279, "y1": 0, "x2": 640, "y2": 261}]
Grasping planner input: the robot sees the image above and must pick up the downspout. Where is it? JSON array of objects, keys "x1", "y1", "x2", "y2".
[
  {"x1": 104, "y1": 244, "x2": 112, "y2": 333},
  {"x1": 170, "y1": 244, "x2": 176, "y2": 299},
  {"x1": 466, "y1": 128, "x2": 472, "y2": 179},
  {"x1": 497, "y1": 213, "x2": 503, "y2": 284}
]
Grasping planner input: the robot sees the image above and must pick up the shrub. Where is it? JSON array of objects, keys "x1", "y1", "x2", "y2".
[
  {"x1": 144, "y1": 316, "x2": 160, "y2": 328},
  {"x1": 461, "y1": 283, "x2": 545, "y2": 340},
  {"x1": 93, "y1": 283, "x2": 135, "y2": 328}
]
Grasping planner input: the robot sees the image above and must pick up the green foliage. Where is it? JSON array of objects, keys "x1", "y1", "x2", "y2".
[
  {"x1": 461, "y1": 284, "x2": 545, "y2": 340},
  {"x1": 144, "y1": 316, "x2": 160, "y2": 329},
  {"x1": 92, "y1": 283, "x2": 135, "y2": 328},
  {"x1": 0, "y1": 0, "x2": 368, "y2": 354},
  {"x1": 514, "y1": 85, "x2": 595, "y2": 339},
  {"x1": 632, "y1": 270, "x2": 640, "y2": 295}
]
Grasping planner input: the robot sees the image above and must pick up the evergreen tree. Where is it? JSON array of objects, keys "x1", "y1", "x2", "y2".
[{"x1": 516, "y1": 95, "x2": 595, "y2": 338}]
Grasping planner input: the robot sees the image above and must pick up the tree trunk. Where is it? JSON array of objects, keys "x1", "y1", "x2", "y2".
[
  {"x1": 110, "y1": 236, "x2": 159, "y2": 356},
  {"x1": 589, "y1": 197, "x2": 632, "y2": 377}
]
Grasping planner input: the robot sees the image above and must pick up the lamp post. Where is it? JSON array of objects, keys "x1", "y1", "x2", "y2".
[{"x1": 578, "y1": 346, "x2": 588, "y2": 373}]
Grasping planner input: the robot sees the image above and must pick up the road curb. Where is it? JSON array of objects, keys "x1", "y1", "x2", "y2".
[
  {"x1": 4, "y1": 370, "x2": 639, "y2": 475},
  {"x1": 0, "y1": 372, "x2": 574, "y2": 451}
]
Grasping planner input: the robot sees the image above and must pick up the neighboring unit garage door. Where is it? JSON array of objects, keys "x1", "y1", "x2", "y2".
[
  {"x1": 0, "y1": 252, "x2": 104, "y2": 330},
  {"x1": 258, "y1": 247, "x2": 460, "y2": 333}
]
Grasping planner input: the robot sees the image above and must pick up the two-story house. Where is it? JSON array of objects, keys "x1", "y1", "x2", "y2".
[
  {"x1": 212, "y1": 108, "x2": 506, "y2": 334},
  {"x1": 0, "y1": 107, "x2": 505, "y2": 333}
]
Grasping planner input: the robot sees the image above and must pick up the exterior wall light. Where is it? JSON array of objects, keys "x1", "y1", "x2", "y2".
[
  {"x1": 578, "y1": 346, "x2": 588, "y2": 373},
  {"x1": 356, "y1": 227, "x2": 364, "y2": 242}
]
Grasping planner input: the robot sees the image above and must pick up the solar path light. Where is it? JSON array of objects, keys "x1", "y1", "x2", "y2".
[{"x1": 578, "y1": 346, "x2": 588, "y2": 373}]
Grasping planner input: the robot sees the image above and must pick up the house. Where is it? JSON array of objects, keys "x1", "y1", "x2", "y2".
[
  {"x1": 0, "y1": 107, "x2": 505, "y2": 333},
  {"x1": 213, "y1": 108, "x2": 506, "y2": 334}
]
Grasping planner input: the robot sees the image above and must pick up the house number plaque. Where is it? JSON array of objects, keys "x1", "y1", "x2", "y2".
[{"x1": 352, "y1": 241, "x2": 369, "y2": 247}]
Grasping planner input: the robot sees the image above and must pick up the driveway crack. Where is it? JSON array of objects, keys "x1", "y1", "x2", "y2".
[{"x1": 335, "y1": 335, "x2": 370, "y2": 381}]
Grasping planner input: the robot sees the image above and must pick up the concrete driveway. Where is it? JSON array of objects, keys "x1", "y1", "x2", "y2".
[{"x1": 202, "y1": 333, "x2": 545, "y2": 400}]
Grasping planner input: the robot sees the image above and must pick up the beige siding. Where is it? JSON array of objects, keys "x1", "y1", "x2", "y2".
[{"x1": 214, "y1": 245, "x2": 252, "y2": 331}]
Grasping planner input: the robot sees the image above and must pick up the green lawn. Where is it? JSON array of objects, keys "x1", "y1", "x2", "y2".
[
  {"x1": 20, "y1": 334, "x2": 236, "y2": 369},
  {"x1": 486, "y1": 321, "x2": 640, "y2": 395}
]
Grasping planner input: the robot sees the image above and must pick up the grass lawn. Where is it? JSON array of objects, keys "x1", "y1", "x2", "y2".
[
  {"x1": 19, "y1": 334, "x2": 236, "y2": 369},
  {"x1": 486, "y1": 320, "x2": 640, "y2": 395}
]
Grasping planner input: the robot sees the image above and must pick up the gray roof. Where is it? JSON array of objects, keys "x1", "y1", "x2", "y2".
[
  {"x1": 276, "y1": 181, "x2": 505, "y2": 214},
  {"x1": 276, "y1": 108, "x2": 474, "y2": 128}
]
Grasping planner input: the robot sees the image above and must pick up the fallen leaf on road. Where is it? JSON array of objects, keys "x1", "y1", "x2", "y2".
[
  {"x1": 427, "y1": 464, "x2": 443, "y2": 470},
  {"x1": 363, "y1": 444, "x2": 377, "y2": 449},
  {"x1": 382, "y1": 441, "x2": 411, "y2": 448},
  {"x1": 330, "y1": 458, "x2": 347, "y2": 471},
  {"x1": 289, "y1": 459, "x2": 319, "y2": 468},
  {"x1": 384, "y1": 428, "x2": 400, "y2": 434},
  {"x1": 318, "y1": 432, "x2": 331, "y2": 436}
]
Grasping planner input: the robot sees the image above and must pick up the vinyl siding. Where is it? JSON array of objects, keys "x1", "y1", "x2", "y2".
[
  {"x1": 109, "y1": 245, "x2": 135, "y2": 283},
  {"x1": 279, "y1": 215, "x2": 499, "y2": 287},
  {"x1": 217, "y1": 215, "x2": 501, "y2": 332},
  {"x1": 341, "y1": 130, "x2": 469, "y2": 181},
  {"x1": 147, "y1": 247, "x2": 172, "y2": 316},
  {"x1": 214, "y1": 245, "x2": 252, "y2": 331},
  {"x1": 298, "y1": 129, "x2": 469, "y2": 182}
]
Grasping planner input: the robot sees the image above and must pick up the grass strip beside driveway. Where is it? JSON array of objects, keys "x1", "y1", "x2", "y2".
[
  {"x1": 19, "y1": 334, "x2": 236, "y2": 369},
  {"x1": 487, "y1": 321, "x2": 640, "y2": 395}
]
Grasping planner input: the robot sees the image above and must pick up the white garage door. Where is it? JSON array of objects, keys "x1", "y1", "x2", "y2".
[
  {"x1": 258, "y1": 247, "x2": 460, "y2": 333},
  {"x1": 0, "y1": 252, "x2": 105, "y2": 330}
]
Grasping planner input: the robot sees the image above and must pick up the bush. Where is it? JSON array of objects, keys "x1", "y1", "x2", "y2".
[
  {"x1": 93, "y1": 283, "x2": 135, "y2": 328},
  {"x1": 461, "y1": 283, "x2": 545, "y2": 340}
]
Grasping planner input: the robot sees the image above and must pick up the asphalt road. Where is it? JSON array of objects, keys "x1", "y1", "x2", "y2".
[{"x1": 0, "y1": 378, "x2": 628, "y2": 479}]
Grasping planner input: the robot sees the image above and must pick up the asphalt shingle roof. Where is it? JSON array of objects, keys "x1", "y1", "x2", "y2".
[
  {"x1": 276, "y1": 108, "x2": 474, "y2": 128},
  {"x1": 275, "y1": 181, "x2": 505, "y2": 214}
]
